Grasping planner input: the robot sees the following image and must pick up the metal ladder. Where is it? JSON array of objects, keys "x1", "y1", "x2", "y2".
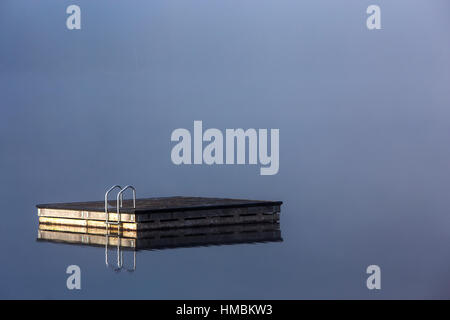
[
  {"x1": 104, "y1": 185, "x2": 136, "y2": 228},
  {"x1": 104, "y1": 185, "x2": 137, "y2": 272}
]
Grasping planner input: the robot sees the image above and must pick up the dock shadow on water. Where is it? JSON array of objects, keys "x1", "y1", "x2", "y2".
[
  {"x1": 35, "y1": 195, "x2": 283, "y2": 272},
  {"x1": 36, "y1": 222, "x2": 283, "y2": 272}
]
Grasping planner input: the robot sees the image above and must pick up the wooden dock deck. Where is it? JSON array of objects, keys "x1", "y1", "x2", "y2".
[{"x1": 37, "y1": 196, "x2": 282, "y2": 230}]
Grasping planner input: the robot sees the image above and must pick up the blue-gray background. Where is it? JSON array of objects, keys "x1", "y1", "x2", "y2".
[{"x1": 1, "y1": 0, "x2": 450, "y2": 299}]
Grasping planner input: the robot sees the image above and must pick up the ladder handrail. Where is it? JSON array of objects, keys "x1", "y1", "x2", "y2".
[
  {"x1": 116, "y1": 185, "x2": 136, "y2": 226},
  {"x1": 104, "y1": 185, "x2": 123, "y2": 225}
]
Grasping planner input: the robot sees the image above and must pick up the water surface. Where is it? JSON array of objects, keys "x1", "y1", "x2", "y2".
[{"x1": 1, "y1": 0, "x2": 450, "y2": 299}]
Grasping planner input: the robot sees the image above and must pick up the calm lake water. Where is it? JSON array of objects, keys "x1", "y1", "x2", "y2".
[{"x1": 1, "y1": 0, "x2": 450, "y2": 299}]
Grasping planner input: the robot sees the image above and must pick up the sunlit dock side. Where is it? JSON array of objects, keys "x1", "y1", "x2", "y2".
[{"x1": 37, "y1": 196, "x2": 282, "y2": 231}]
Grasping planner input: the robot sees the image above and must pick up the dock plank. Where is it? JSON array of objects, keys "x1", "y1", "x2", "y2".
[{"x1": 37, "y1": 196, "x2": 282, "y2": 214}]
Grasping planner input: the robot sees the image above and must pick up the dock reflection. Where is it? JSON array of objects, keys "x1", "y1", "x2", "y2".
[{"x1": 37, "y1": 222, "x2": 283, "y2": 272}]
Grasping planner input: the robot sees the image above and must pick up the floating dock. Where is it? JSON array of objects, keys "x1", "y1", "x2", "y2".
[{"x1": 37, "y1": 196, "x2": 282, "y2": 231}]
